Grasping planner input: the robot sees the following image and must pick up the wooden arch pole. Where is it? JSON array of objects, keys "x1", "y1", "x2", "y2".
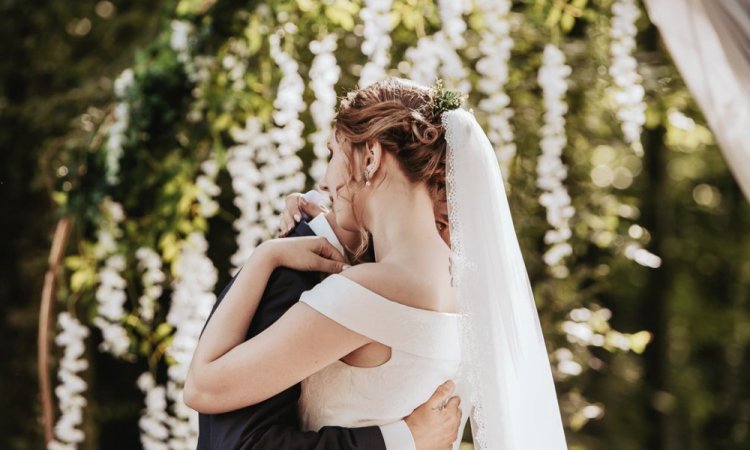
[{"x1": 38, "y1": 217, "x2": 72, "y2": 444}]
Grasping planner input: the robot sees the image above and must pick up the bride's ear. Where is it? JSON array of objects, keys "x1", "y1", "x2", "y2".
[{"x1": 364, "y1": 141, "x2": 383, "y2": 180}]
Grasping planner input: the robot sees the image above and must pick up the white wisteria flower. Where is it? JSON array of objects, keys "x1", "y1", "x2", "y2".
[
  {"x1": 195, "y1": 156, "x2": 221, "y2": 218},
  {"x1": 170, "y1": 20, "x2": 200, "y2": 82},
  {"x1": 403, "y1": 0, "x2": 471, "y2": 94},
  {"x1": 475, "y1": 0, "x2": 516, "y2": 179},
  {"x1": 438, "y1": 0, "x2": 468, "y2": 48},
  {"x1": 308, "y1": 33, "x2": 341, "y2": 182},
  {"x1": 610, "y1": 0, "x2": 645, "y2": 155},
  {"x1": 269, "y1": 32, "x2": 306, "y2": 157},
  {"x1": 553, "y1": 347, "x2": 583, "y2": 378},
  {"x1": 359, "y1": 0, "x2": 393, "y2": 88},
  {"x1": 93, "y1": 197, "x2": 130, "y2": 357},
  {"x1": 227, "y1": 117, "x2": 268, "y2": 269},
  {"x1": 221, "y1": 38, "x2": 250, "y2": 92},
  {"x1": 537, "y1": 44, "x2": 575, "y2": 273},
  {"x1": 137, "y1": 372, "x2": 170, "y2": 450},
  {"x1": 170, "y1": 20, "x2": 193, "y2": 60},
  {"x1": 48, "y1": 312, "x2": 89, "y2": 450},
  {"x1": 562, "y1": 306, "x2": 650, "y2": 360},
  {"x1": 623, "y1": 241, "x2": 662, "y2": 268},
  {"x1": 135, "y1": 247, "x2": 165, "y2": 323},
  {"x1": 105, "y1": 69, "x2": 134, "y2": 186},
  {"x1": 165, "y1": 232, "x2": 217, "y2": 449},
  {"x1": 227, "y1": 31, "x2": 306, "y2": 271},
  {"x1": 267, "y1": 30, "x2": 306, "y2": 189}
]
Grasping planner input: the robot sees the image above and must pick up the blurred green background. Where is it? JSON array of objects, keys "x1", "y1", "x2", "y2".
[{"x1": 1, "y1": 0, "x2": 748, "y2": 449}]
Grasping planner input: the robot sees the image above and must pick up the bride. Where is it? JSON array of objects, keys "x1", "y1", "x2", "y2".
[{"x1": 185, "y1": 77, "x2": 567, "y2": 450}]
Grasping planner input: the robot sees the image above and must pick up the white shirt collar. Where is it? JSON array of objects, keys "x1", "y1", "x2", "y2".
[{"x1": 307, "y1": 213, "x2": 348, "y2": 262}]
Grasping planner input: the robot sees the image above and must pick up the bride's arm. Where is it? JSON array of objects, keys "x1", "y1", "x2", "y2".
[{"x1": 184, "y1": 237, "x2": 370, "y2": 414}]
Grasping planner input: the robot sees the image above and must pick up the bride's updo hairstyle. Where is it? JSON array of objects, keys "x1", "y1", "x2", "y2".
[{"x1": 333, "y1": 77, "x2": 462, "y2": 259}]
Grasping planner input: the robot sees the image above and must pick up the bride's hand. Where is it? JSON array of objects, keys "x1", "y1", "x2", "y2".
[
  {"x1": 278, "y1": 193, "x2": 327, "y2": 237},
  {"x1": 258, "y1": 236, "x2": 349, "y2": 273}
]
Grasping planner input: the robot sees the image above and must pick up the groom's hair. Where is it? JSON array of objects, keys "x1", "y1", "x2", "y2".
[{"x1": 333, "y1": 78, "x2": 448, "y2": 259}]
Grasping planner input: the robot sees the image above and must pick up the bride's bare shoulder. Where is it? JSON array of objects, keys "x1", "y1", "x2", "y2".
[{"x1": 339, "y1": 262, "x2": 455, "y2": 313}]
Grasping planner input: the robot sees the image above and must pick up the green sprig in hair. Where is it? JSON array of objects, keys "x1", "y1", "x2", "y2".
[{"x1": 430, "y1": 79, "x2": 465, "y2": 113}]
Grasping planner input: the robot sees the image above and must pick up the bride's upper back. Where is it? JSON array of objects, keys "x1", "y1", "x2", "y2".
[{"x1": 340, "y1": 249, "x2": 456, "y2": 315}]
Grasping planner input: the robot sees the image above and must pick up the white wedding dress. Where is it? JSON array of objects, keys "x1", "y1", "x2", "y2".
[
  {"x1": 297, "y1": 273, "x2": 469, "y2": 449},
  {"x1": 294, "y1": 106, "x2": 567, "y2": 450}
]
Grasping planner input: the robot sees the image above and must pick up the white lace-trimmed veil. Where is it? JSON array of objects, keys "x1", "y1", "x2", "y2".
[{"x1": 442, "y1": 108, "x2": 567, "y2": 449}]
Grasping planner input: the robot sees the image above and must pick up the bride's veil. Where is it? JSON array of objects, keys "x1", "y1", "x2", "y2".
[{"x1": 442, "y1": 108, "x2": 567, "y2": 449}]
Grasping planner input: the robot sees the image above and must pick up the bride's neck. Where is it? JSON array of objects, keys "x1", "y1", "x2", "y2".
[{"x1": 362, "y1": 182, "x2": 438, "y2": 262}]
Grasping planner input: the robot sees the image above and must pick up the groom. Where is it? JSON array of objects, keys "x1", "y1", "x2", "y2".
[{"x1": 196, "y1": 194, "x2": 462, "y2": 450}]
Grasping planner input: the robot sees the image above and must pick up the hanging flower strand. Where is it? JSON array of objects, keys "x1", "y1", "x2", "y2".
[
  {"x1": 92, "y1": 197, "x2": 130, "y2": 357},
  {"x1": 157, "y1": 150, "x2": 222, "y2": 447},
  {"x1": 308, "y1": 33, "x2": 341, "y2": 182},
  {"x1": 266, "y1": 29, "x2": 306, "y2": 197},
  {"x1": 47, "y1": 312, "x2": 90, "y2": 450},
  {"x1": 228, "y1": 29, "x2": 307, "y2": 273},
  {"x1": 475, "y1": 0, "x2": 516, "y2": 180},
  {"x1": 404, "y1": 0, "x2": 471, "y2": 94},
  {"x1": 227, "y1": 117, "x2": 267, "y2": 270},
  {"x1": 609, "y1": 0, "x2": 645, "y2": 156},
  {"x1": 135, "y1": 247, "x2": 165, "y2": 324},
  {"x1": 195, "y1": 156, "x2": 221, "y2": 219},
  {"x1": 359, "y1": 0, "x2": 394, "y2": 88},
  {"x1": 137, "y1": 372, "x2": 170, "y2": 450},
  {"x1": 170, "y1": 20, "x2": 200, "y2": 82},
  {"x1": 105, "y1": 69, "x2": 134, "y2": 186},
  {"x1": 537, "y1": 44, "x2": 575, "y2": 275},
  {"x1": 165, "y1": 232, "x2": 218, "y2": 450}
]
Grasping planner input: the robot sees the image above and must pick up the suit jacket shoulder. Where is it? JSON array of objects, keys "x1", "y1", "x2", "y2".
[{"x1": 197, "y1": 221, "x2": 386, "y2": 450}]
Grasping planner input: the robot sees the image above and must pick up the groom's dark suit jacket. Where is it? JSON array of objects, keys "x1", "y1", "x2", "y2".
[{"x1": 196, "y1": 221, "x2": 387, "y2": 450}]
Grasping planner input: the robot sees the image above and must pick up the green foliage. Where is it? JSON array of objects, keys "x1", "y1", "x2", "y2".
[
  {"x1": 430, "y1": 79, "x2": 465, "y2": 112},
  {"x1": 4, "y1": 0, "x2": 746, "y2": 449}
]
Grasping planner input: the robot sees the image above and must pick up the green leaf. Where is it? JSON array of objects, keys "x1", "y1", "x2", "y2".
[
  {"x1": 65, "y1": 256, "x2": 85, "y2": 270},
  {"x1": 194, "y1": 215, "x2": 208, "y2": 232},
  {"x1": 561, "y1": 12, "x2": 575, "y2": 33},
  {"x1": 52, "y1": 191, "x2": 68, "y2": 207},
  {"x1": 71, "y1": 270, "x2": 93, "y2": 293},
  {"x1": 335, "y1": 0, "x2": 359, "y2": 15},
  {"x1": 545, "y1": 4, "x2": 563, "y2": 29},
  {"x1": 326, "y1": 3, "x2": 356, "y2": 31},
  {"x1": 244, "y1": 17, "x2": 265, "y2": 56},
  {"x1": 154, "y1": 322, "x2": 174, "y2": 341},
  {"x1": 159, "y1": 232, "x2": 179, "y2": 262},
  {"x1": 177, "y1": 189, "x2": 195, "y2": 216},
  {"x1": 177, "y1": 218, "x2": 193, "y2": 234},
  {"x1": 296, "y1": 0, "x2": 317, "y2": 13},
  {"x1": 214, "y1": 112, "x2": 233, "y2": 131},
  {"x1": 629, "y1": 331, "x2": 652, "y2": 354},
  {"x1": 139, "y1": 339, "x2": 152, "y2": 357},
  {"x1": 572, "y1": 0, "x2": 589, "y2": 9}
]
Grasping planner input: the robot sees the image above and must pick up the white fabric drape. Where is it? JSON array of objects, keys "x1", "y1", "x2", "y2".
[{"x1": 643, "y1": 0, "x2": 750, "y2": 201}]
